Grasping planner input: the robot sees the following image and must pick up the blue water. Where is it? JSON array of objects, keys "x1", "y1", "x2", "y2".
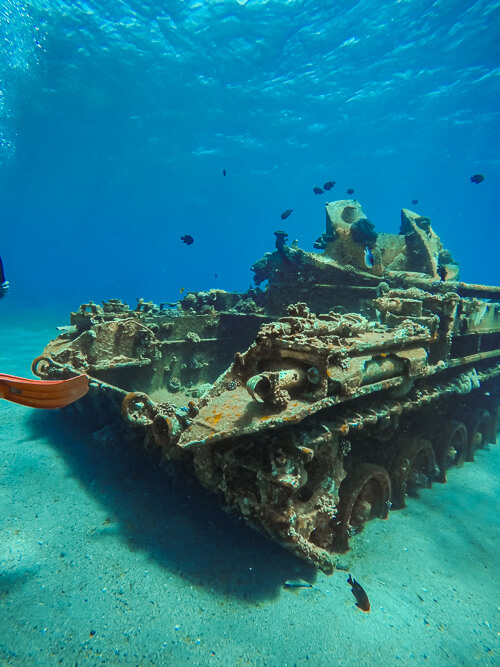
[
  {"x1": 0, "y1": 0, "x2": 498, "y2": 321},
  {"x1": 1, "y1": 4, "x2": 500, "y2": 664}
]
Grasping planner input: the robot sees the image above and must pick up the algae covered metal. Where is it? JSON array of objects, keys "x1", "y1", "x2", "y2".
[{"x1": 33, "y1": 200, "x2": 500, "y2": 573}]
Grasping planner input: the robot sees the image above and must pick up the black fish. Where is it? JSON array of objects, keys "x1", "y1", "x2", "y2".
[
  {"x1": 222, "y1": 169, "x2": 226, "y2": 176},
  {"x1": 347, "y1": 575, "x2": 370, "y2": 612},
  {"x1": 313, "y1": 186, "x2": 324, "y2": 195},
  {"x1": 181, "y1": 235, "x2": 194, "y2": 246},
  {"x1": 437, "y1": 265, "x2": 447, "y2": 282},
  {"x1": 411, "y1": 199, "x2": 419, "y2": 205},
  {"x1": 281, "y1": 209, "x2": 293, "y2": 220},
  {"x1": 346, "y1": 188, "x2": 354, "y2": 195},
  {"x1": 0, "y1": 255, "x2": 5, "y2": 285},
  {"x1": 323, "y1": 181, "x2": 335, "y2": 190},
  {"x1": 470, "y1": 174, "x2": 484, "y2": 184}
]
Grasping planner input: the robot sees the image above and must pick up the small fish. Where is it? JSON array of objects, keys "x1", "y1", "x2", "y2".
[
  {"x1": 215, "y1": 273, "x2": 218, "y2": 278},
  {"x1": 313, "y1": 186, "x2": 324, "y2": 195},
  {"x1": 179, "y1": 287, "x2": 185, "y2": 294},
  {"x1": 346, "y1": 188, "x2": 354, "y2": 195},
  {"x1": 411, "y1": 199, "x2": 419, "y2": 205},
  {"x1": 222, "y1": 169, "x2": 226, "y2": 176},
  {"x1": 281, "y1": 208, "x2": 293, "y2": 220},
  {"x1": 284, "y1": 579, "x2": 318, "y2": 591},
  {"x1": 347, "y1": 575, "x2": 370, "y2": 612},
  {"x1": 181, "y1": 234, "x2": 194, "y2": 245},
  {"x1": 323, "y1": 180, "x2": 335, "y2": 190},
  {"x1": 470, "y1": 174, "x2": 484, "y2": 184},
  {"x1": 364, "y1": 245, "x2": 375, "y2": 268}
]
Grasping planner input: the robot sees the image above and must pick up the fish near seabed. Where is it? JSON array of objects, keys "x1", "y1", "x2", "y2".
[
  {"x1": 347, "y1": 575, "x2": 370, "y2": 612},
  {"x1": 364, "y1": 246, "x2": 375, "y2": 268},
  {"x1": 281, "y1": 208, "x2": 293, "y2": 220},
  {"x1": 284, "y1": 579, "x2": 319, "y2": 591}
]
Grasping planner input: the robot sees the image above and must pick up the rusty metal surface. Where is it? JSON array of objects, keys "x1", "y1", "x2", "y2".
[{"x1": 33, "y1": 200, "x2": 500, "y2": 572}]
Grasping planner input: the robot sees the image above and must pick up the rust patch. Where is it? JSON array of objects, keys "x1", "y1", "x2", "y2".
[{"x1": 205, "y1": 412, "x2": 224, "y2": 426}]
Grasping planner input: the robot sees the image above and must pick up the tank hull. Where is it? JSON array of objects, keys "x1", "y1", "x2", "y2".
[{"x1": 33, "y1": 201, "x2": 500, "y2": 572}]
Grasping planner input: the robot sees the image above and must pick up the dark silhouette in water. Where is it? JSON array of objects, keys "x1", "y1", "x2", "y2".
[
  {"x1": 313, "y1": 186, "x2": 324, "y2": 195},
  {"x1": 281, "y1": 209, "x2": 293, "y2": 220},
  {"x1": 181, "y1": 235, "x2": 194, "y2": 246},
  {"x1": 274, "y1": 230, "x2": 288, "y2": 250},
  {"x1": 0, "y1": 256, "x2": 8, "y2": 297},
  {"x1": 347, "y1": 575, "x2": 370, "y2": 612},
  {"x1": 470, "y1": 174, "x2": 484, "y2": 184},
  {"x1": 350, "y1": 218, "x2": 378, "y2": 246}
]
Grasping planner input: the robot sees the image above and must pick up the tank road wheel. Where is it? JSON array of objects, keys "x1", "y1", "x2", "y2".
[
  {"x1": 333, "y1": 463, "x2": 391, "y2": 553},
  {"x1": 433, "y1": 420, "x2": 467, "y2": 483},
  {"x1": 121, "y1": 391, "x2": 156, "y2": 426},
  {"x1": 389, "y1": 438, "x2": 435, "y2": 509},
  {"x1": 465, "y1": 409, "x2": 492, "y2": 461},
  {"x1": 31, "y1": 355, "x2": 54, "y2": 376}
]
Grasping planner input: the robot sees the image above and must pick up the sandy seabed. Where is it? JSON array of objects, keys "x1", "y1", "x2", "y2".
[{"x1": 1, "y1": 324, "x2": 499, "y2": 667}]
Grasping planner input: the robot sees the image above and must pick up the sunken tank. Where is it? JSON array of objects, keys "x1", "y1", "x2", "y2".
[{"x1": 33, "y1": 200, "x2": 500, "y2": 573}]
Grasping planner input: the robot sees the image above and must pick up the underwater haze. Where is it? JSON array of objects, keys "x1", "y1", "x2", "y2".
[
  {"x1": 2, "y1": 3, "x2": 500, "y2": 666},
  {"x1": 0, "y1": 0, "x2": 499, "y2": 321}
]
